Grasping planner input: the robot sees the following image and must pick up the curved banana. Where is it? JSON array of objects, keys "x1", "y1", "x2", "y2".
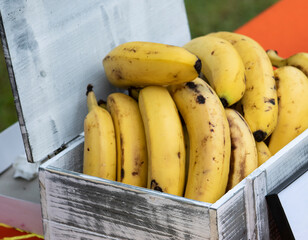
[
  {"x1": 83, "y1": 85, "x2": 116, "y2": 180},
  {"x1": 107, "y1": 93, "x2": 148, "y2": 187},
  {"x1": 209, "y1": 31, "x2": 278, "y2": 142},
  {"x1": 225, "y1": 108, "x2": 258, "y2": 190},
  {"x1": 103, "y1": 41, "x2": 201, "y2": 88},
  {"x1": 169, "y1": 78, "x2": 231, "y2": 203},
  {"x1": 269, "y1": 66, "x2": 308, "y2": 154},
  {"x1": 256, "y1": 141, "x2": 271, "y2": 166},
  {"x1": 183, "y1": 35, "x2": 246, "y2": 107},
  {"x1": 138, "y1": 86, "x2": 186, "y2": 196},
  {"x1": 267, "y1": 49, "x2": 308, "y2": 76}
]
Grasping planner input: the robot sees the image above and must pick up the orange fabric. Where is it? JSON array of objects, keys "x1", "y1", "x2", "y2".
[
  {"x1": 0, "y1": 224, "x2": 43, "y2": 240},
  {"x1": 235, "y1": 0, "x2": 308, "y2": 58}
]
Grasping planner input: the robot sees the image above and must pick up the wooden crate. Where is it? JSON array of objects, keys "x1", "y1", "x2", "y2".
[{"x1": 1, "y1": 0, "x2": 308, "y2": 239}]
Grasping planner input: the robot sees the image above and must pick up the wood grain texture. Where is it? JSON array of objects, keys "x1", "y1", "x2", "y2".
[
  {"x1": 0, "y1": 0, "x2": 191, "y2": 163},
  {"x1": 40, "y1": 166, "x2": 211, "y2": 239},
  {"x1": 211, "y1": 182, "x2": 247, "y2": 240},
  {"x1": 251, "y1": 129, "x2": 308, "y2": 239}
]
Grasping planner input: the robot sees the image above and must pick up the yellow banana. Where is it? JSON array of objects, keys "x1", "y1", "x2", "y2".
[
  {"x1": 225, "y1": 108, "x2": 258, "y2": 190},
  {"x1": 169, "y1": 78, "x2": 231, "y2": 203},
  {"x1": 267, "y1": 49, "x2": 308, "y2": 76},
  {"x1": 183, "y1": 35, "x2": 246, "y2": 107},
  {"x1": 256, "y1": 141, "x2": 271, "y2": 166},
  {"x1": 83, "y1": 85, "x2": 116, "y2": 180},
  {"x1": 209, "y1": 31, "x2": 278, "y2": 142},
  {"x1": 138, "y1": 86, "x2": 186, "y2": 196},
  {"x1": 107, "y1": 93, "x2": 148, "y2": 187},
  {"x1": 269, "y1": 66, "x2": 308, "y2": 154},
  {"x1": 103, "y1": 41, "x2": 201, "y2": 88}
]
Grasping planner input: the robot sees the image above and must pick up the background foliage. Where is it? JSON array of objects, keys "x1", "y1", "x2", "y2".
[{"x1": 0, "y1": 0, "x2": 279, "y2": 132}]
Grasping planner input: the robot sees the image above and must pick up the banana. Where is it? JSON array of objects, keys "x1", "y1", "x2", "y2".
[
  {"x1": 225, "y1": 108, "x2": 258, "y2": 190},
  {"x1": 103, "y1": 41, "x2": 201, "y2": 88},
  {"x1": 209, "y1": 31, "x2": 278, "y2": 142},
  {"x1": 107, "y1": 93, "x2": 148, "y2": 187},
  {"x1": 269, "y1": 66, "x2": 308, "y2": 154},
  {"x1": 138, "y1": 86, "x2": 186, "y2": 196},
  {"x1": 83, "y1": 85, "x2": 116, "y2": 180},
  {"x1": 183, "y1": 35, "x2": 246, "y2": 107},
  {"x1": 256, "y1": 141, "x2": 271, "y2": 166},
  {"x1": 267, "y1": 49, "x2": 308, "y2": 76},
  {"x1": 169, "y1": 78, "x2": 231, "y2": 203}
]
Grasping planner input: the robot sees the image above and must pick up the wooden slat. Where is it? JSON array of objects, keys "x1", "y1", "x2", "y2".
[
  {"x1": 250, "y1": 130, "x2": 308, "y2": 239},
  {"x1": 0, "y1": 0, "x2": 191, "y2": 163},
  {"x1": 40, "y1": 166, "x2": 211, "y2": 239},
  {"x1": 211, "y1": 182, "x2": 247, "y2": 240}
]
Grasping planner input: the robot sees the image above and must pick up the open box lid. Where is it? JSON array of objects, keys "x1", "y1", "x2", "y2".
[{"x1": 0, "y1": 0, "x2": 191, "y2": 163}]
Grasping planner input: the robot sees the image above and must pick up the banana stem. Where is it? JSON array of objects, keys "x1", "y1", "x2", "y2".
[
  {"x1": 266, "y1": 49, "x2": 287, "y2": 67},
  {"x1": 86, "y1": 84, "x2": 98, "y2": 112}
]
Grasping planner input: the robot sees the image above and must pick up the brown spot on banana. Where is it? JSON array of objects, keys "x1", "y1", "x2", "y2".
[
  {"x1": 123, "y1": 47, "x2": 136, "y2": 52},
  {"x1": 196, "y1": 95, "x2": 205, "y2": 104},
  {"x1": 264, "y1": 97, "x2": 276, "y2": 105},
  {"x1": 151, "y1": 179, "x2": 163, "y2": 192}
]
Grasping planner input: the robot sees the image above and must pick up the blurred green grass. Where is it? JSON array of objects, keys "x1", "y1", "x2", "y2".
[{"x1": 0, "y1": 0, "x2": 279, "y2": 132}]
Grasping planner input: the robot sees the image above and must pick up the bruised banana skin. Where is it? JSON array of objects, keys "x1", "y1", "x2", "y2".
[
  {"x1": 225, "y1": 108, "x2": 258, "y2": 190},
  {"x1": 209, "y1": 31, "x2": 278, "y2": 142},
  {"x1": 183, "y1": 35, "x2": 246, "y2": 107},
  {"x1": 256, "y1": 141, "x2": 272, "y2": 166},
  {"x1": 138, "y1": 86, "x2": 186, "y2": 196},
  {"x1": 267, "y1": 49, "x2": 308, "y2": 76},
  {"x1": 107, "y1": 93, "x2": 147, "y2": 187},
  {"x1": 269, "y1": 66, "x2": 308, "y2": 155},
  {"x1": 103, "y1": 41, "x2": 201, "y2": 88},
  {"x1": 83, "y1": 85, "x2": 116, "y2": 180},
  {"x1": 169, "y1": 78, "x2": 231, "y2": 203}
]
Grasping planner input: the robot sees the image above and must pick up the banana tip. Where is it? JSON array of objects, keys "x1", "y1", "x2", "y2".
[
  {"x1": 194, "y1": 58, "x2": 202, "y2": 75},
  {"x1": 86, "y1": 84, "x2": 93, "y2": 96}
]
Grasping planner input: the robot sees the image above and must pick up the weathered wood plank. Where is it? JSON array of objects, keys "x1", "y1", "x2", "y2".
[
  {"x1": 250, "y1": 129, "x2": 308, "y2": 239},
  {"x1": 211, "y1": 181, "x2": 247, "y2": 240},
  {"x1": 0, "y1": 0, "x2": 191, "y2": 163},
  {"x1": 43, "y1": 219, "x2": 115, "y2": 240},
  {"x1": 40, "y1": 166, "x2": 211, "y2": 240}
]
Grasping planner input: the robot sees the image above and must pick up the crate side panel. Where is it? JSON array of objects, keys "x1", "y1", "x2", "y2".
[
  {"x1": 42, "y1": 169, "x2": 210, "y2": 240},
  {"x1": 264, "y1": 130, "x2": 308, "y2": 193},
  {"x1": 213, "y1": 186, "x2": 247, "y2": 240},
  {"x1": 0, "y1": 0, "x2": 190, "y2": 163},
  {"x1": 43, "y1": 219, "x2": 117, "y2": 240}
]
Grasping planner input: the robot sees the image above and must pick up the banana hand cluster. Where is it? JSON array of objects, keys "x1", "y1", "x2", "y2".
[{"x1": 83, "y1": 34, "x2": 308, "y2": 204}]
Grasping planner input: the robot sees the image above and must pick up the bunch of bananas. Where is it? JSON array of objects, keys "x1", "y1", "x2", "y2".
[{"x1": 83, "y1": 32, "x2": 308, "y2": 204}]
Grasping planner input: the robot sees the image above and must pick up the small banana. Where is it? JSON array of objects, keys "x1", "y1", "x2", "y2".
[
  {"x1": 256, "y1": 141, "x2": 271, "y2": 166},
  {"x1": 267, "y1": 49, "x2": 308, "y2": 76},
  {"x1": 83, "y1": 85, "x2": 116, "y2": 180},
  {"x1": 269, "y1": 66, "x2": 308, "y2": 154},
  {"x1": 209, "y1": 31, "x2": 278, "y2": 142},
  {"x1": 183, "y1": 35, "x2": 246, "y2": 107},
  {"x1": 138, "y1": 86, "x2": 186, "y2": 196},
  {"x1": 103, "y1": 41, "x2": 201, "y2": 88},
  {"x1": 225, "y1": 108, "x2": 258, "y2": 190},
  {"x1": 169, "y1": 78, "x2": 231, "y2": 203},
  {"x1": 107, "y1": 93, "x2": 147, "y2": 187}
]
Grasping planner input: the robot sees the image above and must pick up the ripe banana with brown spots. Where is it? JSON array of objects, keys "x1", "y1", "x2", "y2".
[
  {"x1": 208, "y1": 31, "x2": 278, "y2": 142},
  {"x1": 256, "y1": 141, "x2": 272, "y2": 166},
  {"x1": 169, "y1": 78, "x2": 231, "y2": 203},
  {"x1": 225, "y1": 108, "x2": 258, "y2": 190},
  {"x1": 138, "y1": 86, "x2": 186, "y2": 196},
  {"x1": 107, "y1": 93, "x2": 147, "y2": 187},
  {"x1": 83, "y1": 85, "x2": 116, "y2": 180},
  {"x1": 267, "y1": 49, "x2": 308, "y2": 76},
  {"x1": 183, "y1": 35, "x2": 246, "y2": 107},
  {"x1": 269, "y1": 66, "x2": 308, "y2": 154},
  {"x1": 103, "y1": 41, "x2": 201, "y2": 88}
]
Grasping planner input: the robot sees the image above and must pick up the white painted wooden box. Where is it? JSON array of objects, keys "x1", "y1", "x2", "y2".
[{"x1": 1, "y1": 0, "x2": 308, "y2": 239}]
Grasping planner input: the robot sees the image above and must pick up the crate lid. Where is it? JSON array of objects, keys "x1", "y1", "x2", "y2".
[{"x1": 0, "y1": 0, "x2": 191, "y2": 163}]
